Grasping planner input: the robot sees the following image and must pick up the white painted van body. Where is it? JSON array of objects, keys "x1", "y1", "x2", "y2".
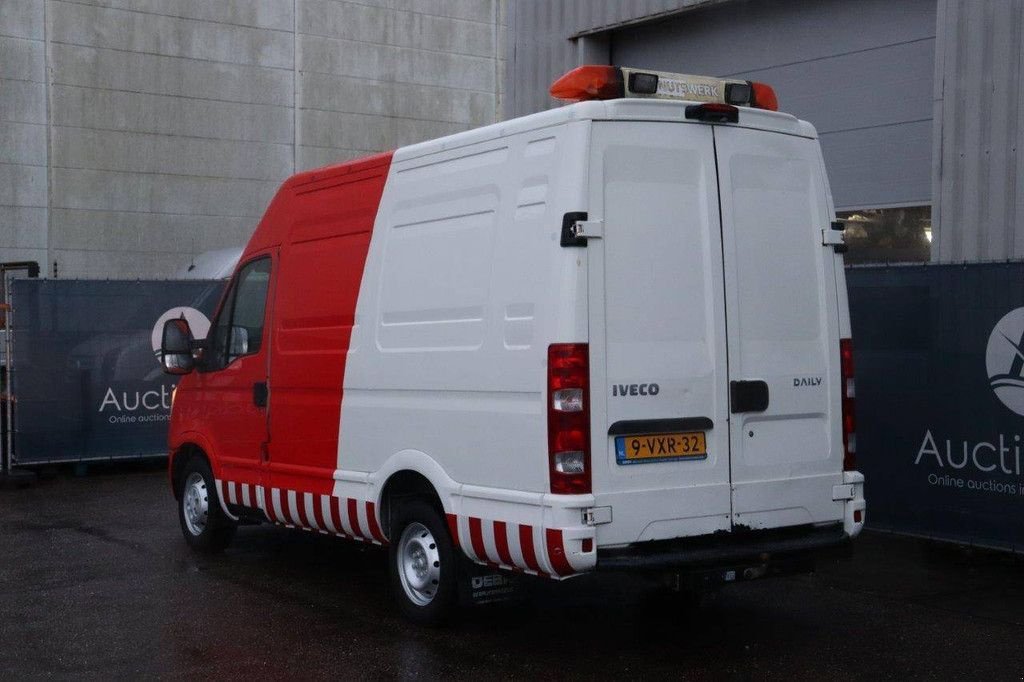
[{"x1": 331, "y1": 98, "x2": 864, "y2": 576}]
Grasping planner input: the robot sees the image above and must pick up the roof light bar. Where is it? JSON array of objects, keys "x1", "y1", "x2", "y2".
[{"x1": 549, "y1": 65, "x2": 779, "y2": 112}]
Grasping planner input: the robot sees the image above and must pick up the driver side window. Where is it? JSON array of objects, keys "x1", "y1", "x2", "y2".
[{"x1": 204, "y1": 257, "x2": 271, "y2": 371}]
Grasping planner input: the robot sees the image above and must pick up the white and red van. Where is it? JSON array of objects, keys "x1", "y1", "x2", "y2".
[{"x1": 161, "y1": 66, "x2": 865, "y2": 624}]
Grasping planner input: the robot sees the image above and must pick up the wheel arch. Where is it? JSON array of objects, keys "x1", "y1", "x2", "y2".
[
  {"x1": 169, "y1": 431, "x2": 219, "y2": 499},
  {"x1": 170, "y1": 442, "x2": 207, "y2": 500},
  {"x1": 373, "y1": 450, "x2": 459, "y2": 539}
]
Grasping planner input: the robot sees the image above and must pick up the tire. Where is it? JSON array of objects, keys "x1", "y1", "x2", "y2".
[
  {"x1": 176, "y1": 455, "x2": 236, "y2": 554},
  {"x1": 388, "y1": 499, "x2": 459, "y2": 626}
]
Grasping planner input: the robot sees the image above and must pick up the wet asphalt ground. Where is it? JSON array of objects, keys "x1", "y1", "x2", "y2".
[{"x1": 3, "y1": 464, "x2": 1024, "y2": 680}]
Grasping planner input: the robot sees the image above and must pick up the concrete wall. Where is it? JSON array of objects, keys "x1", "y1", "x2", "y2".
[
  {"x1": 0, "y1": 0, "x2": 505, "y2": 278},
  {"x1": 931, "y1": 0, "x2": 1024, "y2": 261},
  {"x1": 1, "y1": 0, "x2": 49, "y2": 269}
]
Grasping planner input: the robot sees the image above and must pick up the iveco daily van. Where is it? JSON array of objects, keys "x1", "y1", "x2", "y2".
[{"x1": 161, "y1": 66, "x2": 865, "y2": 624}]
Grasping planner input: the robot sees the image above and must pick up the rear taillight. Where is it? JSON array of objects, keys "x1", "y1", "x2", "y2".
[
  {"x1": 548, "y1": 343, "x2": 591, "y2": 495},
  {"x1": 840, "y1": 338, "x2": 856, "y2": 471}
]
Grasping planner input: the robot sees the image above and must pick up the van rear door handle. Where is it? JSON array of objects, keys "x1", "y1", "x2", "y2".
[
  {"x1": 730, "y1": 380, "x2": 768, "y2": 413},
  {"x1": 253, "y1": 381, "x2": 268, "y2": 408}
]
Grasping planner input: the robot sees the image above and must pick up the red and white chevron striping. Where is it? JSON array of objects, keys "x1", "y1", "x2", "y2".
[
  {"x1": 447, "y1": 514, "x2": 577, "y2": 578},
  {"x1": 215, "y1": 479, "x2": 580, "y2": 578},
  {"x1": 215, "y1": 479, "x2": 386, "y2": 545}
]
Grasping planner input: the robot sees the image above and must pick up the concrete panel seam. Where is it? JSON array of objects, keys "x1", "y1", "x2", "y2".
[
  {"x1": 0, "y1": 33, "x2": 44, "y2": 42},
  {"x1": 0, "y1": 76, "x2": 48, "y2": 86},
  {"x1": 297, "y1": 106, "x2": 490, "y2": 128},
  {"x1": 330, "y1": 0, "x2": 497, "y2": 27},
  {"x1": 47, "y1": 39, "x2": 296, "y2": 73},
  {"x1": 44, "y1": 205, "x2": 264, "y2": 219},
  {"x1": 49, "y1": 164, "x2": 285, "y2": 184},
  {"x1": 297, "y1": 29, "x2": 499, "y2": 62},
  {"x1": 293, "y1": 70, "x2": 495, "y2": 96},
  {"x1": 52, "y1": 0, "x2": 297, "y2": 34},
  {"x1": 48, "y1": 82, "x2": 294, "y2": 109}
]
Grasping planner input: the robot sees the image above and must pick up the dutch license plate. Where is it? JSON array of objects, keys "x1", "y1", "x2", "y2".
[{"x1": 615, "y1": 431, "x2": 707, "y2": 464}]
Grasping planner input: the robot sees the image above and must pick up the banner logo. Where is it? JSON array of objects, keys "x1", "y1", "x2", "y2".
[{"x1": 986, "y1": 307, "x2": 1024, "y2": 416}]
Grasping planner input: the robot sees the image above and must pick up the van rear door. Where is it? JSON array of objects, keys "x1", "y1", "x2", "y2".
[
  {"x1": 714, "y1": 125, "x2": 844, "y2": 530},
  {"x1": 588, "y1": 117, "x2": 844, "y2": 546},
  {"x1": 587, "y1": 121, "x2": 733, "y2": 546}
]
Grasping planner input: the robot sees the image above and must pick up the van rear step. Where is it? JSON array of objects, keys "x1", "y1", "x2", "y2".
[{"x1": 597, "y1": 524, "x2": 850, "y2": 571}]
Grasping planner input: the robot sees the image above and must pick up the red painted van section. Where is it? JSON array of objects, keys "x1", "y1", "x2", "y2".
[
  {"x1": 265, "y1": 153, "x2": 394, "y2": 495},
  {"x1": 170, "y1": 152, "x2": 394, "y2": 498}
]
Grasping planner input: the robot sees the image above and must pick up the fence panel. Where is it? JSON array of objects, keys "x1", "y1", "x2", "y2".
[
  {"x1": 849, "y1": 263, "x2": 1024, "y2": 552},
  {"x1": 11, "y1": 279, "x2": 223, "y2": 464}
]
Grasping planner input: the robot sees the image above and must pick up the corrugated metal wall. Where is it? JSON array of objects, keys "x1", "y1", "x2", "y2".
[
  {"x1": 509, "y1": 0, "x2": 1024, "y2": 262},
  {"x1": 932, "y1": 0, "x2": 1024, "y2": 261},
  {"x1": 610, "y1": 0, "x2": 936, "y2": 211}
]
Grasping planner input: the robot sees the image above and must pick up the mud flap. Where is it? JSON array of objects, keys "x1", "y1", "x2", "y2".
[{"x1": 457, "y1": 560, "x2": 521, "y2": 606}]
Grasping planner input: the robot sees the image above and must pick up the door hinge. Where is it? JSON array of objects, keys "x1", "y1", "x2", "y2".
[
  {"x1": 822, "y1": 226, "x2": 848, "y2": 253},
  {"x1": 561, "y1": 211, "x2": 603, "y2": 246},
  {"x1": 821, "y1": 227, "x2": 845, "y2": 246},
  {"x1": 572, "y1": 220, "x2": 603, "y2": 240},
  {"x1": 583, "y1": 506, "x2": 613, "y2": 526}
]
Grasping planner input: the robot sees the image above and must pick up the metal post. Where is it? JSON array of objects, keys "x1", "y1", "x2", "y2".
[
  {"x1": 3, "y1": 275, "x2": 13, "y2": 476},
  {"x1": 1, "y1": 262, "x2": 40, "y2": 477}
]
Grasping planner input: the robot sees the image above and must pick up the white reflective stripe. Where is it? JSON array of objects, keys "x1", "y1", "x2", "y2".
[
  {"x1": 241, "y1": 484, "x2": 251, "y2": 508},
  {"x1": 256, "y1": 486, "x2": 270, "y2": 521},
  {"x1": 458, "y1": 517, "x2": 479, "y2": 562},
  {"x1": 355, "y1": 500, "x2": 370, "y2": 540},
  {"x1": 272, "y1": 488, "x2": 286, "y2": 524},
  {"x1": 338, "y1": 498, "x2": 356, "y2": 536},
  {"x1": 304, "y1": 493, "x2": 319, "y2": 530},
  {"x1": 506, "y1": 523, "x2": 527, "y2": 571},
  {"x1": 227, "y1": 481, "x2": 238, "y2": 505},
  {"x1": 320, "y1": 495, "x2": 337, "y2": 533},
  {"x1": 213, "y1": 479, "x2": 239, "y2": 522},
  {"x1": 286, "y1": 490, "x2": 302, "y2": 526},
  {"x1": 533, "y1": 524, "x2": 555, "y2": 576},
  {"x1": 481, "y1": 520, "x2": 501, "y2": 565}
]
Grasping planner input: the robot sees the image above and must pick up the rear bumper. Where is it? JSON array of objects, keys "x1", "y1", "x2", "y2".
[{"x1": 596, "y1": 523, "x2": 850, "y2": 572}]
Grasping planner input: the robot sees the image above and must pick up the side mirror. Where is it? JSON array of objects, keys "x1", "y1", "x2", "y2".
[
  {"x1": 161, "y1": 318, "x2": 195, "y2": 375},
  {"x1": 229, "y1": 326, "x2": 249, "y2": 358}
]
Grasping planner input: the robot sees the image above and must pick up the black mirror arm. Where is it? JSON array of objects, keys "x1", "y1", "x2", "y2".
[{"x1": 190, "y1": 339, "x2": 208, "y2": 369}]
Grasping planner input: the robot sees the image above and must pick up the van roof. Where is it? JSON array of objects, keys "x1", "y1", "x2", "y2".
[
  {"x1": 246, "y1": 98, "x2": 818, "y2": 256},
  {"x1": 395, "y1": 98, "x2": 818, "y2": 164}
]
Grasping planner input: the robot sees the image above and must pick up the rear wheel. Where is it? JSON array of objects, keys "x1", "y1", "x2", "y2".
[
  {"x1": 177, "y1": 456, "x2": 236, "y2": 553},
  {"x1": 388, "y1": 500, "x2": 459, "y2": 625}
]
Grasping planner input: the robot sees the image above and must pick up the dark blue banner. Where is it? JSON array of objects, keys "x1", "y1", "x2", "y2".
[
  {"x1": 11, "y1": 279, "x2": 224, "y2": 464},
  {"x1": 849, "y1": 263, "x2": 1024, "y2": 552}
]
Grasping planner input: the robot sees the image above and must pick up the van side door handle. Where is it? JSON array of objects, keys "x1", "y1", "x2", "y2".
[
  {"x1": 253, "y1": 381, "x2": 268, "y2": 408},
  {"x1": 730, "y1": 380, "x2": 768, "y2": 413}
]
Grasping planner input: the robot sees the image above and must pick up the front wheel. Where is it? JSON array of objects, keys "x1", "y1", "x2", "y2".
[
  {"x1": 388, "y1": 500, "x2": 459, "y2": 625},
  {"x1": 177, "y1": 456, "x2": 236, "y2": 554}
]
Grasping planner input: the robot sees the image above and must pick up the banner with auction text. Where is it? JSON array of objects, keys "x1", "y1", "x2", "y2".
[
  {"x1": 848, "y1": 263, "x2": 1024, "y2": 553},
  {"x1": 10, "y1": 279, "x2": 224, "y2": 464}
]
